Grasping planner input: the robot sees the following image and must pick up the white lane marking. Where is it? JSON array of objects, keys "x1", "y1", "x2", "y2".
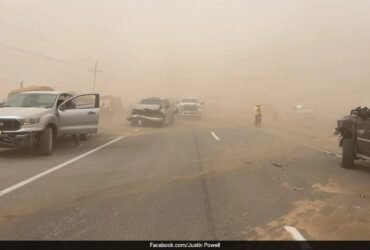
[
  {"x1": 0, "y1": 136, "x2": 124, "y2": 199},
  {"x1": 211, "y1": 131, "x2": 220, "y2": 141},
  {"x1": 284, "y1": 226, "x2": 306, "y2": 241},
  {"x1": 261, "y1": 129, "x2": 339, "y2": 156},
  {"x1": 263, "y1": 130, "x2": 349, "y2": 163},
  {"x1": 284, "y1": 226, "x2": 312, "y2": 250}
]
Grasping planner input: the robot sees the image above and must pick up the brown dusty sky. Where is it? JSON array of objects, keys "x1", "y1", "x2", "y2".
[{"x1": 0, "y1": 0, "x2": 370, "y2": 112}]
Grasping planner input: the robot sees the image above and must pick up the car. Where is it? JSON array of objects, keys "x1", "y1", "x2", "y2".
[
  {"x1": 177, "y1": 97, "x2": 203, "y2": 119},
  {"x1": 0, "y1": 91, "x2": 100, "y2": 155},
  {"x1": 335, "y1": 106, "x2": 370, "y2": 168},
  {"x1": 127, "y1": 97, "x2": 177, "y2": 127},
  {"x1": 290, "y1": 105, "x2": 315, "y2": 119}
]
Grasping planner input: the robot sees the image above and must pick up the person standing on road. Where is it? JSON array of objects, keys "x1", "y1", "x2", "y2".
[{"x1": 254, "y1": 104, "x2": 262, "y2": 127}]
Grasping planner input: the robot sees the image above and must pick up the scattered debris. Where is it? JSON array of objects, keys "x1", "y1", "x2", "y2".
[
  {"x1": 292, "y1": 187, "x2": 304, "y2": 192},
  {"x1": 272, "y1": 163, "x2": 284, "y2": 168},
  {"x1": 283, "y1": 182, "x2": 304, "y2": 192},
  {"x1": 360, "y1": 194, "x2": 366, "y2": 198}
]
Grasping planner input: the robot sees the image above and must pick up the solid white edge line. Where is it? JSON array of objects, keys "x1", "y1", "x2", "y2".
[
  {"x1": 0, "y1": 136, "x2": 124, "y2": 198},
  {"x1": 284, "y1": 226, "x2": 306, "y2": 241},
  {"x1": 284, "y1": 226, "x2": 312, "y2": 250},
  {"x1": 210, "y1": 131, "x2": 220, "y2": 141},
  {"x1": 261, "y1": 129, "x2": 340, "y2": 156}
]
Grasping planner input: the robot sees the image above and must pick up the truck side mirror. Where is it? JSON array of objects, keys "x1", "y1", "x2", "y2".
[{"x1": 59, "y1": 104, "x2": 65, "y2": 111}]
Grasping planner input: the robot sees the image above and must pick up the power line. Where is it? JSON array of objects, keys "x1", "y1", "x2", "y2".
[
  {"x1": 0, "y1": 41, "x2": 87, "y2": 68},
  {"x1": 0, "y1": 20, "x2": 93, "y2": 63}
]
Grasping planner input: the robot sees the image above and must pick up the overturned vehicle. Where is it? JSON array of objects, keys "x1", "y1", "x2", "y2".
[
  {"x1": 127, "y1": 97, "x2": 177, "y2": 127},
  {"x1": 335, "y1": 106, "x2": 370, "y2": 168}
]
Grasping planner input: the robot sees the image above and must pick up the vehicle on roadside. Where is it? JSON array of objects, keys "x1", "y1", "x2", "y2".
[
  {"x1": 127, "y1": 97, "x2": 177, "y2": 127},
  {"x1": 177, "y1": 97, "x2": 203, "y2": 119},
  {"x1": 289, "y1": 105, "x2": 315, "y2": 119},
  {"x1": 0, "y1": 91, "x2": 100, "y2": 155},
  {"x1": 100, "y1": 95, "x2": 125, "y2": 124},
  {"x1": 335, "y1": 106, "x2": 370, "y2": 168}
]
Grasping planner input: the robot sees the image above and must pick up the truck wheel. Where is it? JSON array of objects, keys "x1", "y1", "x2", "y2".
[
  {"x1": 80, "y1": 134, "x2": 89, "y2": 141},
  {"x1": 39, "y1": 127, "x2": 53, "y2": 156},
  {"x1": 342, "y1": 138, "x2": 355, "y2": 168}
]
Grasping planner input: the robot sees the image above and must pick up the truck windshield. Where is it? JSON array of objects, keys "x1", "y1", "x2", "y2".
[{"x1": 4, "y1": 93, "x2": 57, "y2": 108}]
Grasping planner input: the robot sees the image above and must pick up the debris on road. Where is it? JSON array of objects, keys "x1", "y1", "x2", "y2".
[
  {"x1": 283, "y1": 182, "x2": 304, "y2": 192},
  {"x1": 272, "y1": 163, "x2": 284, "y2": 168},
  {"x1": 292, "y1": 187, "x2": 304, "y2": 192},
  {"x1": 360, "y1": 194, "x2": 366, "y2": 198}
]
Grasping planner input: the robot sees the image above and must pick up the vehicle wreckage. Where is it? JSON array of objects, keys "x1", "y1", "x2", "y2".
[{"x1": 127, "y1": 97, "x2": 177, "y2": 127}]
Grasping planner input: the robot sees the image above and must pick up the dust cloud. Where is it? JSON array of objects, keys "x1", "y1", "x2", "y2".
[{"x1": 1, "y1": 0, "x2": 370, "y2": 139}]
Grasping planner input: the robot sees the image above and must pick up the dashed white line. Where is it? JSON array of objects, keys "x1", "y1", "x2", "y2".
[
  {"x1": 284, "y1": 226, "x2": 306, "y2": 241},
  {"x1": 0, "y1": 136, "x2": 124, "y2": 199},
  {"x1": 210, "y1": 131, "x2": 220, "y2": 141}
]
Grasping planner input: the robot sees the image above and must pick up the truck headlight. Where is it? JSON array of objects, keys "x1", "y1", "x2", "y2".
[{"x1": 20, "y1": 118, "x2": 41, "y2": 126}]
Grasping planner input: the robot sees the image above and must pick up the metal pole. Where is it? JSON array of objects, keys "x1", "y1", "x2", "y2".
[
  {"x1": 89, "y1": 61, "x2": 102, "y2": 91},
  {"x1": 93, "y1": 62, "x2": 97, "y2": 91}
]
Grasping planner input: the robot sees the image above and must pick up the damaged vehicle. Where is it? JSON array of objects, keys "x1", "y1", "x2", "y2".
[
  {"x1": 177, "y1": 97, "x2": 203, "y2": 119},
  {"x1": 128, "y1": 97, "x2": 177, "y2": 127},
  {"x1": 0, "y1": 91, "x2": 100, "y2": 155},
  {"x1": 335, "y1": 106, "x2": 370, "y2": 168}
]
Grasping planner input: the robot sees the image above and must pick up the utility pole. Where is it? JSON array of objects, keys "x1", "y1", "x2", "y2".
[{"x1": 88, "y1": 62, "x2": 102, "y2": 91}]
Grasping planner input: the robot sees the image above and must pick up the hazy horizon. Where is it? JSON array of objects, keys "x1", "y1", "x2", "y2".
[{"x1": 1, "y1": 0, "x2": 370, "y2": 109}]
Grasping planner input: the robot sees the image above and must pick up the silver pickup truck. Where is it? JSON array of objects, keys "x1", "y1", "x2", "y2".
[{"x1": 0, "y1": 91, "x2": 100, "y2": 155}]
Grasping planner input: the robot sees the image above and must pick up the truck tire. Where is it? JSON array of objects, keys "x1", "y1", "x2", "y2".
[
  {"x1": 39, "y1": 127, "x2": 53, "y2": 156},
  {"x1": 342, "y1": 138, "x2": 355, "y2": 168}
]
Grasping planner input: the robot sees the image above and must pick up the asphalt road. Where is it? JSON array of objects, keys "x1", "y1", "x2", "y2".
[{"x1": 0, "y1": 119, "x2": 370, "y2": 240}]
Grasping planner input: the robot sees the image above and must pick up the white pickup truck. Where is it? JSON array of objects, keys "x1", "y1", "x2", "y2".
[{"x1": 177, "y1": 97, "x2": 203, "y2": 119}]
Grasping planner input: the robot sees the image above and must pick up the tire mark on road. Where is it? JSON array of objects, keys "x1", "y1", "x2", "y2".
[{"x1": 193, "y1": 131, "x2": 217, "y2": 240}]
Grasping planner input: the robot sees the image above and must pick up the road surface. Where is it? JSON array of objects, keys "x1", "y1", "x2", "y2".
[{"x1": 0, "y1": 118, "x2": 369, "y2": 240}]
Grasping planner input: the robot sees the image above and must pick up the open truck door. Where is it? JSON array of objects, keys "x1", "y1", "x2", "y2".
[{"x1": 58, "y1": 94, "x2": 100, "y2": 135}]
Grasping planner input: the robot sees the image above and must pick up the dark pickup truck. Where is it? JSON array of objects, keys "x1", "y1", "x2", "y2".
[{"x1": 335, "y1": 106, "x2": 370, "y2": 168}]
